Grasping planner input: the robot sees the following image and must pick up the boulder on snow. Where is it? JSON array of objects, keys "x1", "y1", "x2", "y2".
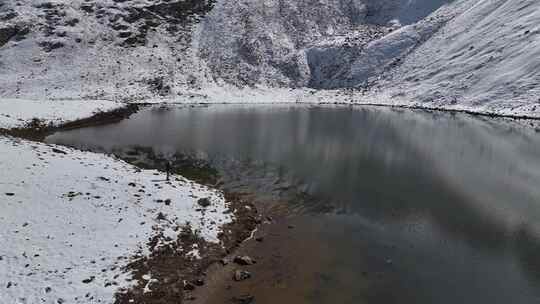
[
  {"x1": 197, "y1": 197, "x2": 211, "y2": 208},
  {"x1": 0, "y1": 26, "x2": 20, "y2": 47}
]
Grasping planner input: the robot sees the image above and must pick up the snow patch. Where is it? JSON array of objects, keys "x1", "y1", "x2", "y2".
[{"x1": 0, "y1": 136, "x2": 232, "y2": 303}]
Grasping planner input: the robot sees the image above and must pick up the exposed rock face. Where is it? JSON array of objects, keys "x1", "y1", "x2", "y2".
[
  {"x1": 0, "y1": 27, "x2": 17, "y2": 47},
  {"x1": 0, "y1": 25, "x2": 26, "y2": 47},
  {"x1": 305, "y1": 24, "x2": 392, "y2": 88},
  {"x1": 197, "y1": 0, "x2": 457, "y2": 88},
  {"x1": 197, "y1": 0, "x2": 372, "y2": 88}
]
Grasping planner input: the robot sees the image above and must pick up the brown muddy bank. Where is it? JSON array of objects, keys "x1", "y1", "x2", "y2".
[
  {"x1": 190, "y1": 215, "x2": 367, "y2": 304},
  {"x1": 66, "y1": 143, "x2": 326, "y2": 304},
  {"x1": 114, "y1": 192, "x2": 261, "y2": 304},
  {"x1": 100, "y1": 146, "x2": 311, "y2": 303}
]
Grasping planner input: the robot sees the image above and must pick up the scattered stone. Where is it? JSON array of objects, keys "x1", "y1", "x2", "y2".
[
  {"x1": 220, "y1": 258, "x2": 230, "y2": 265},
  {"x1": 38, "y1": 41, "x2": 65, "y2": 52},
  {"x1": 255, "y1": 236, "x2": 264, "y2": 242},
  {"x1": 111, "y1": 23, "x2": 129, "y2": 31},
  {"x1": 183, "y1": 280, "x2": 195, "y2": 291},
  {"x1": 197, "y1": 197, "x2": 211, "y2": 208},
  {"x1": 193, "y1": 278, "x2": 204, "y2": 286},
  {"x1": 5, "y1": 193, "x2": 15, "y2": 196},
  {"x1": 164, "y1": 199, "x2": 172, "y2": 205},
  {"x1": 233, "y1": 256, "x2": 255, "y2": 266},
  {"x1": 233, "y1": 270, "x2": 251, "y2": 282},
  {"x1": 82, "y1": 276, "x2": 95, "y2": 284},
  {"x1": 0, "y1": 10, "x2": 18, "y2": 21},
  {"x1": 118, "y1": 31, "x2": 132, "y2": 38},
  {"x1": 65, "y1": 18, "x2": 79, "y2": 26}
]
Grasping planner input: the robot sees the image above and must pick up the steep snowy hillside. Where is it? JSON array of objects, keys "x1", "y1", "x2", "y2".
[
  {"x1": 0, "y1": 0, "x2": 539, "y2": 116},
  {"x1": 0, "y1": 0, "x2": 213, "y2": 100},
  {"x1": 0, "y1": 0, "x2": 452, "y2": 98},
  {"x1": 372, "y1": 0, "x2": 540, "y2": 117}
]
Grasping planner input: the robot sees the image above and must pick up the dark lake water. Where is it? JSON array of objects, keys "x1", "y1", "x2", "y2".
[{"x1": 46, "y1": 104, "x2": 540, "y2": 303}]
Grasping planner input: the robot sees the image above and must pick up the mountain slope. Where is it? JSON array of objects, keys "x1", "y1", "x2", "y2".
[
  {"x1": 373, "y1": 0, "x2": 540, "y2": 116},
  {"x1": 0, "y1": 0, "x2": 539, "y2": 117}
]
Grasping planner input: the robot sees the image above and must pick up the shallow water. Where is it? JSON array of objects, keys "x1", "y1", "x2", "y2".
[{"x1": 47, "y1": 105, "x2": 540, "y2": 303}]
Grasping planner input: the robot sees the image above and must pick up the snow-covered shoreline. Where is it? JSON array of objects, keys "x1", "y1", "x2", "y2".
[
  {"x1": 0, "y1": 98, "x2": 123, "y2": 129},
  {"x1": 145, "y1": 88, "x2": 540, "y2": 120},
  {"x1": 2, "y1": 83, "x2": 539, "y2": 135},
  {"x1": 0, "y1": 102, "x2": 234, "y2": 303}
]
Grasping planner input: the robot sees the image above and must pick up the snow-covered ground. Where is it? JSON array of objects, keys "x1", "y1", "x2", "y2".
[
  {"x1": 0, "y1": 67, "x2": 233, "y2": 304},
  {"x1": 0, "y1": 91, "x2": 232, "y2": 303},
  {"x1": 0, "y1": 98, "x2": 122, "y2": 129},
  {"x1": 0, "y1": 135, "x2": 232, "y2": 303},
  {"x1": 0, "y1": 94, "x2": 231, "y2": 303}
]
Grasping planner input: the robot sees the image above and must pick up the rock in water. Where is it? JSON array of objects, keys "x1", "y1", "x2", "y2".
[
  {"x1": 233, "y1": 255, "x2": 256, "y2": 265},
  {"x1": 233, "y1": 270, "x2": 251, "y2": 281},
  {"x1": 232, "y1": 295, "x2": 254, "y2": 304},
  {"x1": 183, "y1": 281, "x2": 195, "y2": 291}
]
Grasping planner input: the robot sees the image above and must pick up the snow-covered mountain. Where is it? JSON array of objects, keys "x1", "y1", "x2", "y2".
[
  {"x1": 373, "y1": 0, "x2": 540, "y2": 116},
  {"x1": 0, "y1": 0, "x2": 539, "y2": 116}
]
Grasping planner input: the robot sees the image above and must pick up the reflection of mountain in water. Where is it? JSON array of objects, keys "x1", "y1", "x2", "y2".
[{"x1": 46, "y1": 105, "x2": 540, "y2": 295}]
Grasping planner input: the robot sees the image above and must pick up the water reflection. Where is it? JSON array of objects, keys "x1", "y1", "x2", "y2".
[{"x1": 47, "y1": 105, "x2": 540, "y2": 303}]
